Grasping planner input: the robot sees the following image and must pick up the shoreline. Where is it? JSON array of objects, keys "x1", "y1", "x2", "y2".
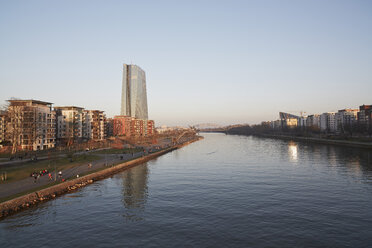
[
  {"x1": 0, "y1": 136, "x2": 203, "y2": 219},
  {"x1": 229, "y1": 133, "x2": 372, "y2": 149}
]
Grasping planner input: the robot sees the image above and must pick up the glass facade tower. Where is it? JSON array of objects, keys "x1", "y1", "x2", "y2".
[{"x1": 121, "y1": 64, "x2": 148, "y2": 120}]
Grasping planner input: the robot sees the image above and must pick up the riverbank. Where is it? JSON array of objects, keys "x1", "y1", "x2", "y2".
[
  {"x1": 242, "y1": 133, "x2": 372, "y2": 149},
  {"x1": 0, "y1": 136, "x2": 203, "y2": 218}
]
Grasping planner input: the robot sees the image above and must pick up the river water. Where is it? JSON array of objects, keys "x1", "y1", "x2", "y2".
[{"x1": 1, "y1": 133, "x2": 372, "y2": 247}]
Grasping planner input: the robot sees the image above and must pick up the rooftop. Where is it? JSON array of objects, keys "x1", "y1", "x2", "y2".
[
  {"x1": 54, "y1": 106, "x2": 84, "y2": 110},
  {"x1": 7, "y1": 99, "x2": 53, "y2": 105}
]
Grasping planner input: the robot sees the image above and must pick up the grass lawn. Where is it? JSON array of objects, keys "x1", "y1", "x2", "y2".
[{"x1": 0, "y1": 154, "x2": 101, "y2": 184}]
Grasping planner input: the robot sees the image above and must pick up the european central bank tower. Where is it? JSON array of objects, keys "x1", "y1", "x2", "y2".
[{"x1": 121, "y1": 64, "x2": 148, "y2": 120}]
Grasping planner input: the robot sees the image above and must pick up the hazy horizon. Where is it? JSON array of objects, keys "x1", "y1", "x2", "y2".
[{"x1": 1, "y1": 0, "x2": 371, "y2": 126}]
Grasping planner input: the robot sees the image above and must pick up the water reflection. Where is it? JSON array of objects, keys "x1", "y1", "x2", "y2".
[
  {"x1": 288, "y1": 142, "x2": 298, "y2": 162},
  {"x1": 276, "y1": 138, "x2": 372, "y2": 178},
  {"x1": 121, "y1": 163, "x2": 149, "y2": 220}
]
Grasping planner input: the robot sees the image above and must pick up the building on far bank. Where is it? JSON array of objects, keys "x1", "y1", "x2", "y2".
[
  {"x1": 271, "y1": 120, "x2": 282, "y2": 129},
  {"x1": 121, "y1": 64, "x2": 148, "y2": 120},
  {"x1": 279, "y1": 112, "x2": 299, "y2": 128},
  {"x1": 320, "y1": 112, "x2": 336, "y2": 133},
  {"x1": 335, "y1": 109, "x2": 358, "y2": 133},
  {"x1": 298, "y1": 116, "x2": 308, "y2": 128},
  {"x1": 358, "y1": 105, "x2": 372, "y2": 132},
  {"x1": 6, "y1": 99, "x2": 56, "y2": 151},
  {"x1": 306, "y1": 114, "x2": 320, "y2": 129}
]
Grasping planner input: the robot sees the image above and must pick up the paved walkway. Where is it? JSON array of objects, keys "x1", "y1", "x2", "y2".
[{"x1": 0, "y1": 150, "x2": 156, "y2": 200}]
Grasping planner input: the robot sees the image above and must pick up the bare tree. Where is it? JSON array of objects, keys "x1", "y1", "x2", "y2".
[
  {"x1": 6, "y1": 103, "x2": 23, "y2": 154},
  {"x1": 5, "y1": 100, "x2": 40, "y2": 154}
]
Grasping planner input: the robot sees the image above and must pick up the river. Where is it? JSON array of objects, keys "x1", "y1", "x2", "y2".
[{"x1": 1, "y1": 133, "x2": 372, "y2": 247}]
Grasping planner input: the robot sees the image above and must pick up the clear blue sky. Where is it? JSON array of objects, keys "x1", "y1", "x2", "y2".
[{"x1": 1, "y1": 0, "x2": 371, "y2": 126}]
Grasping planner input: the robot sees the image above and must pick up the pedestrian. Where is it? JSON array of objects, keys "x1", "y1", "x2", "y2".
[
  {"x1": 48, "y1": 173, "x2": 53, "y2": 181},
  {"x1": 34, "y1": 173, "x2": 37, "y2": 183},
  {"x1": 58, "y1": 171, "x2": 62, "y2": 179}
]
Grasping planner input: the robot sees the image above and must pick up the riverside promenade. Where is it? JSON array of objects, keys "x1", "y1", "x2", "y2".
[
  {"x1": 0, "y1": 136, "x2": 203, "y2": 218},
  {"x1": 0, "y1": 150, "x2": 147, "y2": 200}
]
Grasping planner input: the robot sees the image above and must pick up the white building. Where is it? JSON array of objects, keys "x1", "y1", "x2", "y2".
[
  {"x1": 320, "y1": 112, "x2": 336, "y2": 132},
  {"x1": 7, "y1": 100, "x2": 56, "y2": 151},
  {"x1": 55, "y1": 106, "x2": 84, "y2": 141},
  {"x1": 298, "y1": 116, "x2": 307, "y2": 128}
]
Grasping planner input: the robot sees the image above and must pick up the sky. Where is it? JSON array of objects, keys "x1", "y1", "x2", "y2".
[{"x1": 0, "y1": 0, "x2": 371, "y2": 126}]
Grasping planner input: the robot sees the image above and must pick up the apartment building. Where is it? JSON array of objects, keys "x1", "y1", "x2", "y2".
[
  {"x1": 147, "y1": 120, "x2": 155, "y2": 136},
  {"x1": 83, "y1": 110, "x2": 106, "y2": 141},
  {"x1": 320, "y1": 112, "x2": 336, "y2": 132},
  {"x1": 306, "y1": 114, "x2": 320, "y2": 128},
  {"x1": 7, "y1": 100, "x2": 55, "y2": 151},
  {"x1": 113, "y1": 116, "x2": 155, "y2": 137},
  {"x1": 130, "y1": 118, "x2": 145, "y2": 137},
  {"x1": 55, "y1": 106, "x2": 84, "y2": 142},
  {"x1": 113, "y1": 116, "x2": 133, "y2": 137},
  {"x1": 358, "y1": 105, "x2": 372, "y2": 131},
  {"x1": 105, "y1": 118, "x2": 114, "y2": 138},
  {"x1": 0, "y1": 110, "x2": 7, "y2": 145},
  {"x1": 335, "y1": 109, "x2": 358, "y2": 132}
]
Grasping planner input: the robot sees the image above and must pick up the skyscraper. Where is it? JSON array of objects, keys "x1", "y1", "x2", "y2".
[{"x1": 121, "y1": 64, "x2": 148, "y2": 120}]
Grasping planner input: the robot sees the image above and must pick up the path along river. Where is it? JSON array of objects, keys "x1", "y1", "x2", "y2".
[{"x1": 1, "y1": 133, "x2": 372, "y2": 247}]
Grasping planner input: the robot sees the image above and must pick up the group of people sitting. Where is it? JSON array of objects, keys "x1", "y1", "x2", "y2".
[{"x1": 30, "y1": 169, "x2": 53, "y2": 182}]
